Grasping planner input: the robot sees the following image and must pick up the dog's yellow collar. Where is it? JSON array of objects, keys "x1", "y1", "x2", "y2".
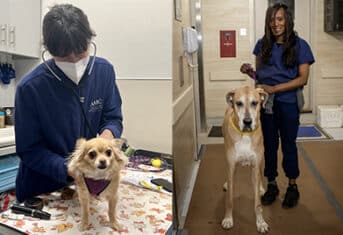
[{"x1": 229, "y1": 115, "x2": 259, "y2": 136}]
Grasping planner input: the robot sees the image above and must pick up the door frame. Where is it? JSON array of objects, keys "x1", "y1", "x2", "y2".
[{"x1": 172, "y1": 0, "x2": 202, "y2": 230}]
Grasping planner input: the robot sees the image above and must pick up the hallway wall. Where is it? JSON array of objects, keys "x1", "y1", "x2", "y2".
[
  {"x1": 314, "y1": 0, "x2": 343, "y2": 106},
  {"x1": 202, "y1": 0, "x2": 254, "y2": 118}
]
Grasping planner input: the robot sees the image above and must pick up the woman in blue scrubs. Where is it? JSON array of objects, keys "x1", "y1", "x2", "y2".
[{"x1": 241, "y1": 2, "x2": 314, "y2": 208}]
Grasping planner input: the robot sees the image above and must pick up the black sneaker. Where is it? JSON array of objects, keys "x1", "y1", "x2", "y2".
[
  {"x1": 261, "y1": 183, "x2": 279, "y2": 205},
  {"x1": 282, "y1": 184, "x2": 300, "y2": 208}
]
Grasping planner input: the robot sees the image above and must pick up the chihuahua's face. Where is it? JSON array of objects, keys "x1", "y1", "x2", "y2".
[
  {"x1": 84, "y1": 139, "x2": 116, "y2": 170},
  {"x1": 69, "y1": 138, "x2": 128, "y2": 178}
]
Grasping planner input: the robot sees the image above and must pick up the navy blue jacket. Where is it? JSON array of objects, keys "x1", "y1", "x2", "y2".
[{"x1": 14, "y1": 57, "x2": 123, "y2": 202}]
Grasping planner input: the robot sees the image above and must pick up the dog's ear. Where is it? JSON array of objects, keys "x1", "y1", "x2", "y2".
[
  {"x1": 225, "y1": 90, "x2": 235, "y2": 107},
  {"x1": 256, "y1": 88, "x2": 269, "y2": 108},
  {"x1": 68, "y1": 138, "x2": 87, "y2": 174},
  {"x1": 111, "y1": 138, "x2": 128, "y2": 169},
  {"x1": 113, "y1": 148, "x2": 129, "y2": 169},
  {"x1": 71, "y1": 138, "x2": 87, "y2": 159},
  {"x1": 111, "y1": 138, "x2": 127, "y2": 150},
  {"x1": 75, "y1": 138, "x2": 87, "y2": 149}
]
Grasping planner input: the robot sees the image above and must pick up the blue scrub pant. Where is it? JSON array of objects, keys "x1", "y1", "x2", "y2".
[{"x1": 261, "y1": 100, "x2": 300, "y2": 182}]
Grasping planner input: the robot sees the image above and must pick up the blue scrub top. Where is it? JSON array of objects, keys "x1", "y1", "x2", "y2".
[{"x1": 253, "y1": 36, "x2": 315, "y2": 103}]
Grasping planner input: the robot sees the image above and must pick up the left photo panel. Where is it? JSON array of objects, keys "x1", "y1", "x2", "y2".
[{"x1": 0, "y1": 1, "x2": 173, "y2": 234}]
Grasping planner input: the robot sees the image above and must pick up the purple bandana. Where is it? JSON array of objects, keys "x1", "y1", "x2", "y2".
[{"x1": 84, "y1": 177, "x2": 111, "y2": 196}]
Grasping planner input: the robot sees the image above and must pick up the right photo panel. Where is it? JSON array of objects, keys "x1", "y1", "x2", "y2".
[{"x1": 172, "y1": 0, "x2": 343, "y2": 234}]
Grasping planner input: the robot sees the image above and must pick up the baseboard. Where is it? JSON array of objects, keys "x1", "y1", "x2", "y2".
[{"x1": 177, "y1": 160, "x2": 201, "y2": 230}]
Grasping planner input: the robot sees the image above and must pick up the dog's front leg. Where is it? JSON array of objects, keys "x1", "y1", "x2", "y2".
[
  {"x1": 108, "y1": 194, "x2": 122, "y2": 231},
  {"x1": 76, "y1": 177, "x2": 90, "y2": 231},
  {"x1": 222, "y1": 164, "x2": 235, "y2": 229},
  {"x1": 252, "y1": 165, "x2": 269, "y2": 233}
]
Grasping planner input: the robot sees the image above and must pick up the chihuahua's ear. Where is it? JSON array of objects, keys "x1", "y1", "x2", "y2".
[
  {"x1": 68, "y1": 138, "x2": 87, "y2": 173},
  {"x1": 71, "y1": 138, "x2": 87, "y2": 159},
  {"x1": 111, "y1": 138, "x2": 127, "y2": 150},
  {"x1": 226, "y1": 89, "x2": 235, "y2": 107},
  {"x1": 75, "y1": 138, "x2": 87, "y2": 149},
  {"x1": 113, "y1": 149, "x2": 129, "y2": 169},
  {"x1": 256, "y1": 88, "x2": 269, "y2": 108}
]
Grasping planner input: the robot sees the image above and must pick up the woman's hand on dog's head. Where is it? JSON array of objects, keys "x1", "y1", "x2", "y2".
[{"x1": 99, "y1": 129, "x2": 114, "y2": 139}]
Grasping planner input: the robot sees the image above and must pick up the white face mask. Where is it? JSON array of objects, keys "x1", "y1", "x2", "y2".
[{"x1": 55, "y1": 56, "x2": 90, "y2": 85}]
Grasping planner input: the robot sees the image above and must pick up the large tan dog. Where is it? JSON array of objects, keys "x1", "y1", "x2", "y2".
[
  {"x1": 221, "y1": 86, "x2": 269, "y2": 233},
  {"x1": 68, "y1": 137, "x2": 128, "y2": 231}
]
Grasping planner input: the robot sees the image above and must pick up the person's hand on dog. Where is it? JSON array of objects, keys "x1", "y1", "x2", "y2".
[
  {"x1": 240, "y1": 63, "x2": 251, "y2": 74},
  {"x1": 67, "y1": 169, "x2": 75, "y2": 178},
  {"x1": 258, "y1": 84, "x2": 275, "y2": 94},
  {"x1": 240, "y1": 63, "x2": 256, "y2": 79},
  {"x1": 99, "y1": 129, "x2": 114, "y2": 139},
  {"x1": 61, "y1": 186, "x2": 76, "y2": 200}
]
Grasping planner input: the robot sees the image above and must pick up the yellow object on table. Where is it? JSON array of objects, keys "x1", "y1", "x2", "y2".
[
  {"x1": 139, "y1": 180, "x2": 163, "y2": 191},
  {"x1": 151, "y1": 158, "x2": 162, "y2": 168}
]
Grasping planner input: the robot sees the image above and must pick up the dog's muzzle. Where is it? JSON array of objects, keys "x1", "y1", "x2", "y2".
[
  {"x1": 97, "y1": 160, "x2": 107, "y2": 169},
  {"x1": 243, "y1": 117, "x2": 252, "y2": 131}
]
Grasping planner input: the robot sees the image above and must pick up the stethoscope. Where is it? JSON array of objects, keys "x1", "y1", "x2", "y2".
[{"x1": 42, "y1": 42, "x2": 97, "y2": 137}]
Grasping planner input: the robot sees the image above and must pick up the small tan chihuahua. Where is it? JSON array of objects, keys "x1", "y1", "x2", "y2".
[{"x1": 68, "y1": 137, "x2": 128, "y2": 231}]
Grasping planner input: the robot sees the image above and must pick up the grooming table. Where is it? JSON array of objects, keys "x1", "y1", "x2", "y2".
[{"x1": 0, "y1": 168, "x2": 172, "y2": 235}]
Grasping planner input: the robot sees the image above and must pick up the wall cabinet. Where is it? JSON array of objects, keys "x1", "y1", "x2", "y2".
[{"x1": 0, "y1": 0, "x2": 41, "y2": 58}]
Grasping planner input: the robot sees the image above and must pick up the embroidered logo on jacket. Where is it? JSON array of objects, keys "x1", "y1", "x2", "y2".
[{"x1": 89, "y1": 98, "x2": 103, "y2": 112}]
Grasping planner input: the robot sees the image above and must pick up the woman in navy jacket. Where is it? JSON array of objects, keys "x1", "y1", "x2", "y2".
[{"x1": 15, "y1": 4, "x2": 123, "y2": 202}]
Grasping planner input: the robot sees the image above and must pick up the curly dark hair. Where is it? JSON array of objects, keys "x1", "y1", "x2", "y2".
[{"x1": 260, "y1": 3, "x2": 297, "y2": 67}]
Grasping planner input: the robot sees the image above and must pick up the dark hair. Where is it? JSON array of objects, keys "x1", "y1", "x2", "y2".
[
  {"x1": 260, "y1": 3, "x2": 297, "y2": 67},
  {"x1": 42, "y1": 4, "x2": 96, "y2": 57}
]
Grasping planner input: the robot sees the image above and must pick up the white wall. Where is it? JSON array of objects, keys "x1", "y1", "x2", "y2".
[
  {"x1": 118, "y1": 80, "x2": 171, "y2": 153},
  {"x1": 42, "y1": 0, "x2": 172, "y2": 80}
]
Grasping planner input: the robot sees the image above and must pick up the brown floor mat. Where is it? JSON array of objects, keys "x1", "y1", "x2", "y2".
[
  {"x1": 300, "y1": 140, "x2": 343, "y2": 212},
  {"x1": 184, "y1": 144, "x2": 343, "y2": 235}
]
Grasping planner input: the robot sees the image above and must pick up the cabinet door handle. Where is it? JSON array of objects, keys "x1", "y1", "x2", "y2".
[
  {"x1": 179, "y1": 55, "x2": 185, "y2": 87},
  {"x1": 1, "y1": 24, "x2": 7, "y2": 46},
  {"x1": 9, "y1": 26, "x2": 16, "y2": 47}
]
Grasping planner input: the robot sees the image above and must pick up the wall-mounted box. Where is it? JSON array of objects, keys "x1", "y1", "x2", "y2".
[
  {"x1": 220, "y1": 30, "x2": 236, "y2": 58},
  {"x1": 317, "y1": 105, "x2": 343, "y2": 128}
]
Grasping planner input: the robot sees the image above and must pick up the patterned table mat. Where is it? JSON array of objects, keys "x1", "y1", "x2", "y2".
[{"x1": 0, "y1": 169, "x2": 172, "y2": 235}]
